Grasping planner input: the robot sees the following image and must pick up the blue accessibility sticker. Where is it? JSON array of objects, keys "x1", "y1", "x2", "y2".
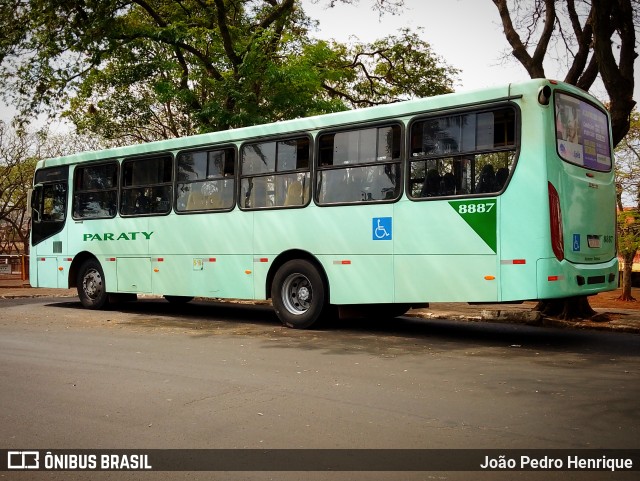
[
  {"x1": 573, "y1": 234, "x2": 581, "y2": 252},
  {"x1": 372, "y1": 217, "x2": 392, "y2": 240}
]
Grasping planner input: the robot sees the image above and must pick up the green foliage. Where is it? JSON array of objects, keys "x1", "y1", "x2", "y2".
[
  {"x1": 0, "y1": 1, "x2": 458, "y2": 142},
  {"x1": 343, "y1": 29, "x2": 458, "y2": 105},
  {"x1": 615, "y1": 110, "x2": 640, "y2": 209},
  {"x1": 615, "y1": 110, "x2": 640, "y2": 299},
  {"x1": 618, "y1": 209, "x2": 640, "y2": 257}
]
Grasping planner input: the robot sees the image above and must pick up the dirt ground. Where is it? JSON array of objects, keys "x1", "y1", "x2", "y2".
[{"x1": 589, "y1": 287, "x2": 640, "y2": 309}]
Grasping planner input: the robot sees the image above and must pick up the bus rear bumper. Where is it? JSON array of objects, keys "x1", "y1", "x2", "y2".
[{"x1": 536, "y1": 257, "x2": 619, "y2": 299}]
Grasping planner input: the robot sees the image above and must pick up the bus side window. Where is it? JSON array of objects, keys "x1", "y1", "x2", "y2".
[
  {"x1": 240, "y1": 137, "x2": 310, "y2": 210},
  {"x1": 409, "y1": 107, "x2": 517, "y2": 199},
  {"x1": 176, "y1": 148, "x2": 235, "y2": 212},
  {"x1": 316, "y1": 125, "x2": 401, "y2": 205},
  {"x1": 121, "y1": 155, "x2": 173, "y2": 216},
  {"x1": 73, "y1": 162, "x2": 118, "y2": 219}
]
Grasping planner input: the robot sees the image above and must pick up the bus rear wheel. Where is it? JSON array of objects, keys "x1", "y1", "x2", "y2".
[
  {"x1": 77, "y1": 259, "x2": 109, "y2": 309},
  {"x1": 272, "y1": 259, "x2": 326, "y2": 329}
]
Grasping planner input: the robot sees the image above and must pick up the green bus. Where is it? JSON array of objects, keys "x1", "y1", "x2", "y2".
[{"x1": 29, "y1": 79, "x2": 618, "y2": 328}]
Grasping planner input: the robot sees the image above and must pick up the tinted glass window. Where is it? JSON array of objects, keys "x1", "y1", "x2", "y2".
[
  {"x1": 317, "y1": 125, "x2": 401, "y2": 204},
  {"x1": 176, "y1": 148, "x2": 236, "y2": 212},
  {"x1": 120, "y1": 156, "x2": 172, "y2": 216},
  {"x1": 73, "y1": 162, "x2": 118, "y2": 219},
  {"x1": 409, "y1": 108, "x2": 517, "y2": 198},
  {"x1": 240, "y1": 137, "x2": 310, "y2": 209}
]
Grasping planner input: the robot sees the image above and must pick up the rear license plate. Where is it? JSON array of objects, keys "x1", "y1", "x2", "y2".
[{"x1": 587, "y1": 235, "x2": 601, "y2": 248}]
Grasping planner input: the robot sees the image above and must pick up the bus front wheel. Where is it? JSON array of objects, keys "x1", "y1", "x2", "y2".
[
  {"x1": 272, "y1": 259, "x2": 326, "y2": 329},
  {"x1": 77, "y1": 259, "x2": 109, "y2": 309}
]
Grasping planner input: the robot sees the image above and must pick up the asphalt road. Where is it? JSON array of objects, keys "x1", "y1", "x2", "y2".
[{"x1": 1, "y1": 296, "x2": 639, "y2": 481}]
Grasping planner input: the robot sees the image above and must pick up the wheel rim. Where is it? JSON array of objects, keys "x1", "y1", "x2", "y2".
[
  {"x1": 281, "y1": 273, "x2": 312, "y2": 315},
  {"x1": 82, "y1": 268, "x2": 104, "y2": 300}
]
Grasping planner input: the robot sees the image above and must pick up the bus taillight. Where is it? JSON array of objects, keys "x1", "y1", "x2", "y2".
[{"x1": 548, "y1": 181, "x2": 564, "y2": 261}]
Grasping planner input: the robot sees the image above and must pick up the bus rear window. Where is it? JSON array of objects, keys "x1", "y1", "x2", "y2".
[{"x1": 555, "y1": 92, "x2": 612, "y2": 172}]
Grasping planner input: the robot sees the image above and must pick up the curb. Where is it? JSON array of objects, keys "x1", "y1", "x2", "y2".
[{"x1": 480, "y1": 309, "x2": 543, "y2": 324}]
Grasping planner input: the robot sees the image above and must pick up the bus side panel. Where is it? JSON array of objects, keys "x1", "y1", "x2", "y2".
[
  {"x1": 498, "y1": 200, "x2": 547, "y2": 301},
  {"x1": 34, "y1": 256, "x2": 59, "y2": 288},
  {"x1": 147, "y1": 256, "x2": 196, "y2": 297},
  {"x1": 31, "y1": 231, "x2": 68, "y2": 288},
  {"x1": 68, "y1": 218, "x2": 152, "y2": 257},
  {"x1": 117, "y1": 257, "x2": 152, "y2": 293},
  {"x1": 497, "y1": 124, "x2": 549, "y2": 301},
  {"x1": 254, "y1": 205, "x2": 395, "y2": 304},
  {"x1": 147, "y1": 211, "x2": 254, "y2": 299},
  {"x1": 394, "y1": 254, "x2": 498, "y2": 303},
  {"x1": 67, "y1": 217, "x2": 151, "y2": 293},
  {"x1": 394, "y1": 199, "x2": 497, "y2": 255},
  {"x1": 318, "y1": 203, "x2": 394, "y2": 304},
  {"x1": 319, "y1": 255, "x2": 395, "y2": 304},
  {"x1": 254, "y1": 204, "x2": 394, "y2": 256},
  {"x1": 394, "y1": 198, "x2": 498, "y2": 303},
  {"x1": 148, "y1": 254, "x2": 255, "y2": 299}
]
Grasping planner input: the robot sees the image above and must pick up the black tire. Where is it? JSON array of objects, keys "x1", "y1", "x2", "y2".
[
  {"x1": 77, "y1": 259, "x2": 109, "y2": 309},
  {"x1": 164, "y1": 295, "x2": 194, "y2": 304},
  {"x1": 271, "y1": 259, "x2": 327, "y2": 329}
]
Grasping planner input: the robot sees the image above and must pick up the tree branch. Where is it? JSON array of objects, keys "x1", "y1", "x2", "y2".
[
  {"x1": 531, "y1": 0, "x2": 556, "y2": 68},
  {"x1": 592, "y1": 0, "x2": 637, "y2": 145},
  {"x1": 492, "y1": 0, "x2": 545, "y2": 77},
  {"x1": 564, "y1": 0, "x2": 594, "y2": 85},
  {"x1": 213, "y1": 0, "x2": 242, "y2": 68}
]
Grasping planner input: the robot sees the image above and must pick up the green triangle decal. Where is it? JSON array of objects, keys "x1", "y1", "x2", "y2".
[{"x1": 448, "y1": 200, "x2": 497, "y2": 253}]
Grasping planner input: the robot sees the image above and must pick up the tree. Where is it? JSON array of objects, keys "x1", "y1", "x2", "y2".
[
  {"x1": 0, "y1": 120, "x2": 111, "y2": 254},
  {"x1": 492, "y1": 0, "x2": 638, "y2": 319},
  {"x1": 615, "y1": 110, "x2": 640, "y2": 301},
  {"x1": 0, "y1": 1, "x2": 457, "y2": 143},
  {"x1": 0, "y1": 122, "x2": 37, "y2": 254},
  {"x1": 617, "y1": 210, "x2": 640, "y2": 301},
  {"x1": 492, "y1": 0, "x2": 637, "y2": 146}
]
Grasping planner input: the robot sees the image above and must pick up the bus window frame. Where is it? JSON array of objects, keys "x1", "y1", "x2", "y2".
[
  {"x1": 314, "y1": 121, "x2": 404, "y2": 207},
  {"x1": 119, "y1": 153, "x2": 174, "y2": 217},
  {"x1": 238, "y1": 134, "x2": 313, "y2": 211},
  {"x1": 71, "y1": 160, "x2": 120, "y2": 220},
  {"x1": 406, "y1": 102, "x2": 520, "y2": 202},
  {"x1": 174, "y1": 144, "x2": 238, "y2": 215}
]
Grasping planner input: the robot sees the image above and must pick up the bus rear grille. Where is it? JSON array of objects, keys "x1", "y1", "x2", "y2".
[{"x1": 577, "y1": 275, "x2": 607, "y2": 286}]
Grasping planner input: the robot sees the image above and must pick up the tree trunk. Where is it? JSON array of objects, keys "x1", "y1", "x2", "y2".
[
  {"x1": 618, "y1": 250, "x2": 637, "y2": 301},
  {"x1": 535, "y1": 296, "x2": 596, "y2": 320}
]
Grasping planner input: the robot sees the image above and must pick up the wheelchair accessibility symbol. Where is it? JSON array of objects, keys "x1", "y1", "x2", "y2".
[{"x1": 372, "y1": 217, "x2": 392, "y2": 240}]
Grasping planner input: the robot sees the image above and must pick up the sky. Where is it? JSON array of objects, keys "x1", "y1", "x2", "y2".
[
  {"x1": 302, "y1": 0, "x2": 532, "y2": 93},
  {"x1": 1, "y1": 0, "x2": 637, "y2": 126},
  {"x1": 302, "y1": 0, "x2": 638, "y2": 101}
]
